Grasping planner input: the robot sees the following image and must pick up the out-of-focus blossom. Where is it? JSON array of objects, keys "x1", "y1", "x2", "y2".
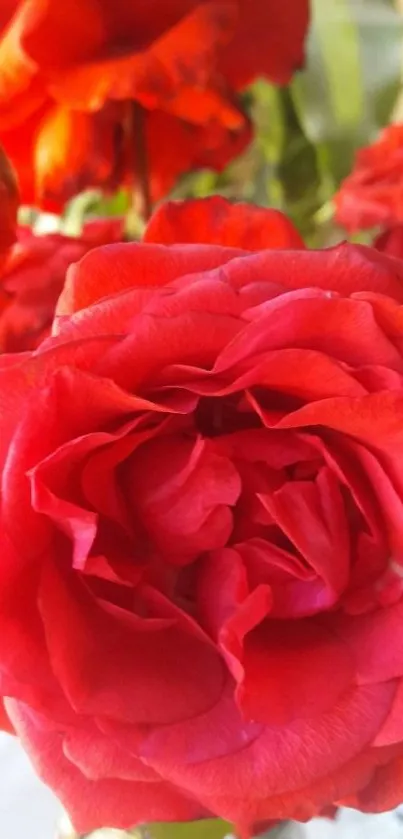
[
  {"x1": 144, "y1": 195, "x2": 305, "y2": 248},
  {"x1": 0, "y1": 0, "x2": 309, "y2": 209},
  {"x1": 0, "y1": 104, "x2": 252, "y2": 213},
  {"x1": 335, "y1": 125, "x2": 403, "y2": 232},
  {"x1": 0, "y1": 218, "x2": 123, "y2": 351}
]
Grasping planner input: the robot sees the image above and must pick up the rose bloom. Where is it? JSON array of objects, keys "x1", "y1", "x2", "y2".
[
  {"x1": 144, "y1": 195, "x2": 305, "y2": 249},
  {"x1": 335, "y1": 124, "x2": 403, "y2": 232},
  {"x1": 3, "y1": 197, "x2": 403, "y2": 834},
  {"x1": 0, "y1": 0, "x2": 308, "y2": 209},
  {"x1": 0, "y1": 217, "x2": 123, "y2": 352}
]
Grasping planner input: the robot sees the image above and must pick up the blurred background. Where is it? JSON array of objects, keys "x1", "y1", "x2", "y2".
[
  {"x1": 56, "y1": 0, "x2": 403, "y2": 245},
  {"x1": 172, "y1": 0, "x2": 403, "y2": 246}
]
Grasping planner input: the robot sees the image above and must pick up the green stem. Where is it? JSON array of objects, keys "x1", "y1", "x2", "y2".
[{"x1": 131, "y1": 101, "x2": 152, "y2": 223}]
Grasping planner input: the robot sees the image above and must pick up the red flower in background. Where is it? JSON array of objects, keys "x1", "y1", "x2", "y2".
[
  {"x1": 0, "y1": 0, "x2": 309, "y2": 209},
  {"x1": 0, "y1": 102, "x2": 252, "y2": 215},
  {"x1": 0, "y1": 196, "x2": 303, "y2": 354},
  {"x1": 2, "y1": 198, "x2": 403, "y2": 832},
  {"x1": 144, "y1": 195, "x2": 305, "y2": 249},
  {"x1": 335, "y1": 125, "x2": 403, "y2": 232},
  {"x1": 0, "y1": 217, "x2": 124, "y2": 352}
]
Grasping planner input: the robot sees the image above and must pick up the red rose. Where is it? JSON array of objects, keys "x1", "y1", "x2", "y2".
[
  {"x1": 0, "y1": 0, "x2": 308, "y2": 209},
  {"x1": 335, "y1": 125, "x2": 403, "y2": 232},
  {"x1": 2, "y1": 198, "x2": 403, "y2": 834},
  {"x1": 0, "y1": 217, "x2": 123, "y2": 352},
  {"x1": 144, "y1": 195, "x2": 305, "y2": 249},
  {"x1": 0, "y1": 102, "x2": 253, "y2": 214}
]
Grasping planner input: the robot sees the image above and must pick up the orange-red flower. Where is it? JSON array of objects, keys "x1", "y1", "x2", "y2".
[
  {"x1": 0, "y1": 218, "x2": 123, "y2": 352},
  {"x1": 0, "y1": 0, "x2": 309, "y2": 209},
  {"x1": 0, "y1": 103, "x2": 252, "y2": 214},
  {"x1": 335, "y1": 125, "x2": 403, "y2": 232},
  {"x1": 145, "y1": 195, "x2": 305, "y2": 249}
]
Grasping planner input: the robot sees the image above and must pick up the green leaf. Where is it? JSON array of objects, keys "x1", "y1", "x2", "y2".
[
  {"x1": 134, "y1": 820, "x2": 233, "y2": 839},
  {"x1": 353, "y1": 0, "x2": 403, "y2": 128},
  {"x1": 292, "y1": 0, "x2": 403, "y2": 185},
  {"x1": 62, "y1": 189, "x2": 129, "y2": 237}
]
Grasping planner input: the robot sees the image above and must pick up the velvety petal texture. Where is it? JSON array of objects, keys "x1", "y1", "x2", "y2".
[
  {"x1": 0, "y1": 0, "x2": 309, "y2": 208},
  {"x1": 1, "y1": 197, "x2": 403, "y2": 834}
]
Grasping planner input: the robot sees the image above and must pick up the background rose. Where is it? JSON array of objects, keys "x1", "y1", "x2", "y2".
[
  {"x1": 0, "y1": 217, "x2": 123, "y2": 352},
  {"x1": 144, "y1": 195, "x2": 305, "y2": 249},
  {"x1": 2, "y1": 198, "x2": 403, "y2": 833},
  {"x1": 335, "y1": 125, "x2": 403, "y2": 233},
  {"x1": 0, "y1": 0, "x2": 308, "y2": 209}
]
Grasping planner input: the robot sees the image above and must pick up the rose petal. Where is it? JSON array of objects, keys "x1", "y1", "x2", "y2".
[
  {"x1": 57, "y1": 242, "x2": 244, "y2": 316},
  {"x1": 219, "y1": 0, "x2": 309, "y2": 88},
  {"x1": 212, "y1": 243, "x2": 403, "y2": 302},
  {"x1": 63, "y1": 721, "x2": 159, "y2": 782},
  {"x1": 7, "y1": 700, "x2": 205, "y2": 832},
  {"x1": 374, "y1": 679, "x2": 403, "y2": 747},
  {"x1": 238, "y1": 618, "x2": 355, "y2": 725},
  {"x1": 39, "y1": 558, "x2": 225, "y2": 725},
  {"x1": 127, "y1": 435, "x2": 241, "y2": 562},
  {"x1": 145, "y1": 197, "x2": 304, "y2": 250},
  {"x1": 139, "y1": 682, "x2": 394, "y2": 803}
]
